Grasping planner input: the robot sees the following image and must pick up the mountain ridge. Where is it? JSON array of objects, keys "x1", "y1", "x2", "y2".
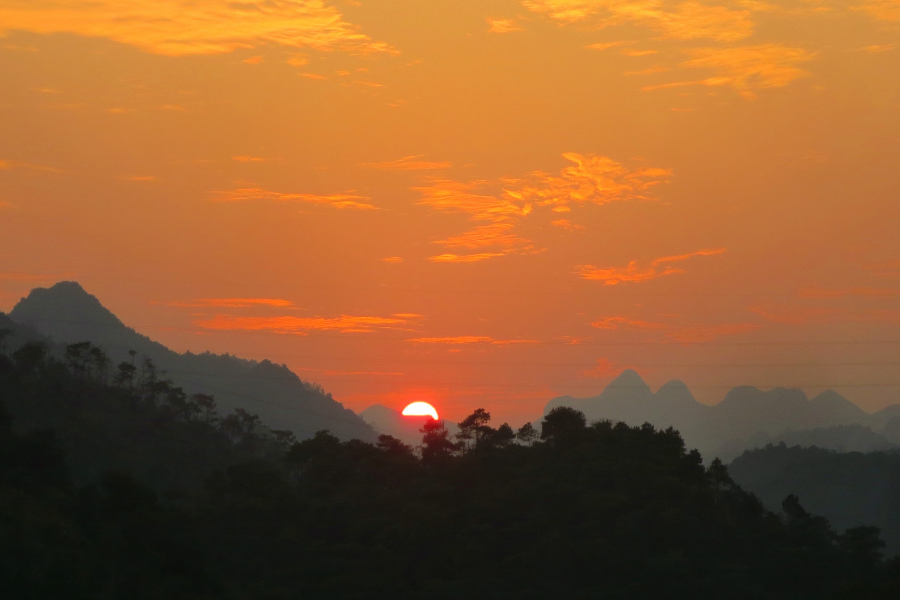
[
  {"x1": 543, "y1": 369, "x2": 900, "y2": 459},
  {"x1": 7, "y1": 281, "x2": 377, "y2": 442}
]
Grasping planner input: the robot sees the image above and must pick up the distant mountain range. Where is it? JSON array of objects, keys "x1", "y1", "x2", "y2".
[
  {"x1": 5, "y1": 282, "x2": 377, "y2": 442},
  {"x1": 544, "y1": 370, "x2": 900, "y2": 460}
]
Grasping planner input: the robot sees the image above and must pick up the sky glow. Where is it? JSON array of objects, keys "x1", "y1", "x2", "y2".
[{"x1": 0, "y1": 0, "x2": 898, "y2": 424}]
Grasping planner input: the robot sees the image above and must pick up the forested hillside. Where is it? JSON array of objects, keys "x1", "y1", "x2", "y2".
[
  {"x1": 6, "y1": 282, "x2": 375, "y2": 442},
  {"x1": 730, "y1": 444, "x2": 900, "y2": 555},
  {"x1": 2, "y1": 343, "x2": 899, "y2": 599}
]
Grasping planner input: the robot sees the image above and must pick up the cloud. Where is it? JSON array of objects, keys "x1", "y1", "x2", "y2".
[
  {"x1": 407, "y1": 336, "x2": 539, "y2": 344},
  {"x1": 382, "y1": 256, "x2": 404, "y2": 263},
  {"x1": 0, "y1": 159, "x2": 69, "y2": 174},
  {"x1": 170, "y1": 298, "x2": 295, "y2": 308},
  {"x1": 577, "y1": 247, "x2": 726, "y2": 285},
  {"x1": 232, "y1": 156, "x2": 268, "y2": 162},
  {"x1": 487, "y1": 18, "x2": 525, "y2": 33},
  {"x1": 856, "y1": 0, "x2": 900, "y2": 21},
  {"x1": 0, "y1": 0, "x2": 394, "y2": 57},
  {"x1": 799, "y1": 287, "x2": 900, "y2": 298},
  {"x1": 364, "y1": 155, "x2": 452, "y2": 170},
  {"x1": 196, "y1": 313, "x2": 409, "y2": 333},
  {"x1": 415, "y1": 153, "x2": 669, "y2": 263},
  {"x1": 415, "y1": 178, "x2": 532, "y2": 222},
  {"x1": 857, "y1": 43, "x2": 896, "y2": 53},
  {"x1": 645, "y1": 44, "x2": 815, "y2": 97},
  {"x1": 0, "y1": 200, "x2": 15, "y2": 210},
  {"x1": 592, "y1": 314, "x2": 758, "y2": 343},
  {"x1": 429, "y1": 252, "x2": 508, "y2": 263},
  {"x1": 437, "y1": 223, "x2": 532, "y2": 249},
  {"x1": 210, "y1": 187, "x2": 376, "y2": 209},
  {"x1": 511, "y1": 153, "x2": 671, "y2": 209},
  {"x1": 523, "y1": 0, "x2": 754, "y2": 42},
  {"x1": 586, "y1": 41, "x2": 628, "y2": 50}
]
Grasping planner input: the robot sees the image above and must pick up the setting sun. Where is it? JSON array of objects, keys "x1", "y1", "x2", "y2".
[{"x1": 401, "y1": 402, "x2": 439, "y2": 420}]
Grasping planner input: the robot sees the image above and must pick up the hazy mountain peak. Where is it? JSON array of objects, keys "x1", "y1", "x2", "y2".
[
  {"x1": 607, "y1": 369, "x2": 650, "y2": 392},
  {"x1": 11, "y1": 281, "x2": 124, "y2": 331}
]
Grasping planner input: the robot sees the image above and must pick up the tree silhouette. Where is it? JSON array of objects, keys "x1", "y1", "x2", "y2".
[{"x1": 420, "y1": 419, "x2": 458, "y2": 463}]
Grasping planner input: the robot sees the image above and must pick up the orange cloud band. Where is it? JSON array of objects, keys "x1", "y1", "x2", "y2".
[
  {"x1": 0, "y1": 0, "x2": 394, "y2": 57},
  {"x1": 210, "y1": 187, "x2": 376, "y2": 209},
  {"x1": 408, "y1": 336, "x2": 539, "y2": 344},
  {"x1": 196, "y1": 314, "x2": 408, "y2": 333}
]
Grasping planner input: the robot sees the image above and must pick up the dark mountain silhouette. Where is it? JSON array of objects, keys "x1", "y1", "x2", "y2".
[
  {"x1": 359, "y1": 404, "x2": 459, "y2": 445},
  {"x1": 7, "y1": 282, "x2": 376, "y2": 442},
  {"x1": 729, "y1": 444, "x2": 900, "y2": 554},
  {"x1": 544, "y1": 370, "x2": 900, "y2": 459}
]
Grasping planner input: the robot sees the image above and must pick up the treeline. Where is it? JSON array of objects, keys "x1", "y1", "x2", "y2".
[
  {"x1": 731, "y1": 443, "x2": 900, "y2": 554},
  {"x1": 2, "y1": 342, "x2": 900, "y2": 599}
]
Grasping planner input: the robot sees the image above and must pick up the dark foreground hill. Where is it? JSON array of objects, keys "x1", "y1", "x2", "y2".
[
  {"x1": 545, "y1": 370, "x2": 900, "y2": 460},
  {"x1": 2, "y1": 350, "x2": 899, "y2": 599},
  {"x1": 730, "y1": 444, "x2": 900, "y2": 555},
  {"x1": 6, "y1": 281, "x2": 375, "y2": 442}
]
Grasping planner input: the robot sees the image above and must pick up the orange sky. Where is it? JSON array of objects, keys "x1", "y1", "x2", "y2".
[{"x1": 1, "y1": 0, "x2": 899, "y2": 425}]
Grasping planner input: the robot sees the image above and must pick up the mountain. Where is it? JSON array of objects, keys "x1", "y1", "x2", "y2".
[
  {"x1": 543, "y1": 370, "x2": 900, "y2": 459},
  {"x1": 8, "y1": 282, "x2": 377, "y2": 442},
  {"x1": 729, "y1": 444, "x2": 900, "y2": 554},
  {"x1": 359, "y1": 404, "x2": 459, "y2": 446}
]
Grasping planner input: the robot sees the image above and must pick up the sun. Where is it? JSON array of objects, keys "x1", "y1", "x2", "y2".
[{"x1": 402, "y1": 401, "x2": 439, "y2": 420}]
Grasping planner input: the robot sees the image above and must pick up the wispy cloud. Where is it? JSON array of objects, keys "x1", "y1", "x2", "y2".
[
  {"x1": 523, "y1": 0, "x2": 754, "y2": 42},
  {"x1": 364, "y1": 155, "x2": 452, "y2": 170},
  {"x1": 408, "y1": 336, "x2": 539, "y2": 344},
  {"x1": 437, "y1": 223, "x2": 532, "y2": 249},
  {"x1": 645, "y1": 44, "x2": 815, "y2": 98},
  {"x1": 856, "y1": 43, "x2": 896, "y2": 53},
  {"x1": 487, "y1": 18, "x2": 524, "y2": 33},
  {"x1": 0, "y1": 0, "x2": 395, "y2": 56},
  {"x1": 210, "y1": 187, "x2": 377, "y2": 209},
  {"x1": 0, "y1": 158, "x2": 69, "y2": 174},
  {"x1": 429, "y1": 252, "x2": 508, "y2": 263},
  {"x1": 799, "y1": 287, "x2": 900, "y2": 298},
  {"x1": 511, "y1": 153, "x2": 671, "y2": 209},
  {"x1": 416, "y1": 153, "x2": 669, "y2": 263},
  {"x1": 382, "y1": 256, "x2": 404, "y2": 263},
  {"x1": 856, "y1": 0, "x2": 900, "y2": 21},
  {"x1": 170, "y1": 298, "x2": 295, "y2": 308},
  {"x1": 196, "y1": 314, "x2": 409, "y2": 334},
  {"x1": 577, "y1": 247, "x2": 726, "y2": 285}
]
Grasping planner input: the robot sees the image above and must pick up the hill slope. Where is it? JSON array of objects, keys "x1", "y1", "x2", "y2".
[{"x1": 8, "y1": 282, "x2": 376, "y2": 442}]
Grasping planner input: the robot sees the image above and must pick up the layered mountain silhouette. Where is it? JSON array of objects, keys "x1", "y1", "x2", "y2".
[
  {"x1": 544, "y1": 370, "x2": 900, "y2": 460},
  {"x1": 360, "y1": 404, "x2": 460, "y2": 446},
  {"x1": 6, "y1": 282, "x2": 377, "y2": 442}
]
